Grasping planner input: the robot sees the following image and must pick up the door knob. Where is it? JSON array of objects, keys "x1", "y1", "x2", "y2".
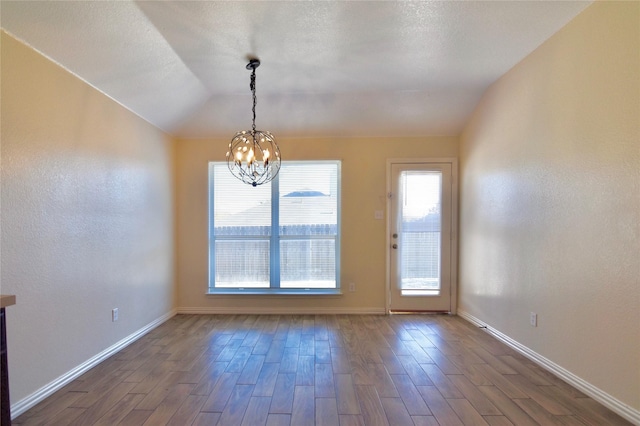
[{"x1": 392, "y1": 244, "x2": 398, "y2": 249}]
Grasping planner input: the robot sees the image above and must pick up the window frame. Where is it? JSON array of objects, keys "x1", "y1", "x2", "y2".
[{"x1": 207, "y1": 160, "x2": 342, "y2": 295}]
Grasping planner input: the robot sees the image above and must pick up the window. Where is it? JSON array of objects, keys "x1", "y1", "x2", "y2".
[{"x1": 208, "y1": 161, "x2": 340, "y2": 294}]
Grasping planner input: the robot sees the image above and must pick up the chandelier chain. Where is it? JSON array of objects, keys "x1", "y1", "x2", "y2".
[{"x1": 250, "y1": 68, "x2": 257, "y2": 133}]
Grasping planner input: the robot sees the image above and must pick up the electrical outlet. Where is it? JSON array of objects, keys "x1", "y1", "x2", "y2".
[
  {"x1": 349, "y1": 283, "x2": 356, "y2": 292},
  {"x1": 529, "y1": 312, "x2": 537, "y2": 327},
  {"x1": 112, "y1": 308, "x2": 119, "y2": 322}
]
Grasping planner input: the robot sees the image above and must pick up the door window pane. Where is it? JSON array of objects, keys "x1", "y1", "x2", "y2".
[{"x1": 399, "y1": 171, "x2": 441, "y2": 295}]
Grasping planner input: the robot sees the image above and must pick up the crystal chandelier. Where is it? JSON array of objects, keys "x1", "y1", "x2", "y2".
[{"x1": 227, "y1": 58, "x2": 281, "y2": 187}]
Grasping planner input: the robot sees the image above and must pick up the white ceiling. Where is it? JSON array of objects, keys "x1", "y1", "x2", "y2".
[{"x1": 1, "y1": 1, "x2": 591, "y2": 139}]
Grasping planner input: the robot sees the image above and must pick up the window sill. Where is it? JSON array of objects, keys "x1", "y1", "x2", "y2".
[{"x1": 206, "y1": 289, "x2": 343, "y2": 296}]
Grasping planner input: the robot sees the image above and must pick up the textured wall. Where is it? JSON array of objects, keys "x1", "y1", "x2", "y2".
[
  {"x1": 459, "y1": 2, "x2": 639, "y2": 411},
  {"x1": 175, "y1": 136, "x2": 458, "y2": 312},
  {"x1": 1, "y1": 32, "x2": 176, "y2": 403}
]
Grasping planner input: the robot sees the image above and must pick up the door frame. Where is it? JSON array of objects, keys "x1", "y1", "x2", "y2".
[{"x1": 385, "y1": 158, "x2": 459, "y2": 315}]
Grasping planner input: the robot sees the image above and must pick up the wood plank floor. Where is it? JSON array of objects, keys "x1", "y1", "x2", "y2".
[{"x1": 14, "y1": 314, "x2": 632, "y2": 425}]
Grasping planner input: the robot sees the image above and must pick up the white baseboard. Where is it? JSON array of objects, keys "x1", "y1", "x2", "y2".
[
  {"x1": 177, "y1": 306, "x2": 386, "y2": 315},
  {"x1": 458, "y1": 310, "x2": 640, "y2": 425},
  {"x1": 11, "y1": 309, "x2": 177, "y2": 419}
]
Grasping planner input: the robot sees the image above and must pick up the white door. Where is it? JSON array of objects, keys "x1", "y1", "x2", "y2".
[{"x1": 388, "y1": 162, "x2": 455, "y2": 312}]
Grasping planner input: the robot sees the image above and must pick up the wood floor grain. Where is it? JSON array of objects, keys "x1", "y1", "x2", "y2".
[{"x1": 14, "y1": 314, "x2": 632, "y2": 425}]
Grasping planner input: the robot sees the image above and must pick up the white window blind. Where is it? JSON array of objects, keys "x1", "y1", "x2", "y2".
[{"x1": 209, "y1": 161, "x2": 340, "y2": 293}]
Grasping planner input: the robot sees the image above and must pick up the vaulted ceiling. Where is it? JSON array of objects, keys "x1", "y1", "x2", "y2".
[{"x1": 1, "y1": 1, "x2": 591, "y2": 139}]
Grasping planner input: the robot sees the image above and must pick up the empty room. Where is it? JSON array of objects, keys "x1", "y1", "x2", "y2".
[{"x1": 1, "y1": 1, "x2": 638, "y2": 425}]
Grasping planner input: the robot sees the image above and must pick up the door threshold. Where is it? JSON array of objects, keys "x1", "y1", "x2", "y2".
[{"x1": 388, "y1": 310, "x2": 451, "y2": 315}]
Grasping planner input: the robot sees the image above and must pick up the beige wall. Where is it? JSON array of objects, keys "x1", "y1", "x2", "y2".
[
  {"x1": 1, "y1": 32, "x2": 176, "y2": 404},
  {"x1": 175, "y1": 136, "x2": 457, "y2": 313},
  {"x1": 459, "y1": 1, "x2": 639, "y2": 413}
]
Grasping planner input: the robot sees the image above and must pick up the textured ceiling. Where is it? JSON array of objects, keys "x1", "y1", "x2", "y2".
[{"x1": 1, "y1": 1, "x2": 591, "y2": 139}]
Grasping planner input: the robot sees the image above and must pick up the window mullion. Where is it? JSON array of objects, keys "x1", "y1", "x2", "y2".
[{"x1": 270, "y1": 174, "x2": 280, "y2": 288}]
